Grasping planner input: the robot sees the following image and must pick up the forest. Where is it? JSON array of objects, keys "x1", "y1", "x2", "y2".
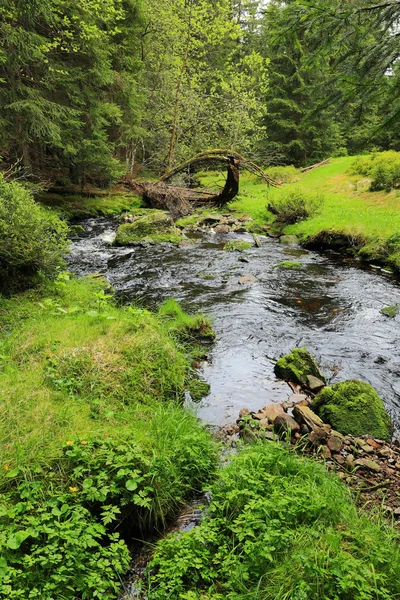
[{"x1": 1, "y1": 1, "x2": 400, "y2": 599}]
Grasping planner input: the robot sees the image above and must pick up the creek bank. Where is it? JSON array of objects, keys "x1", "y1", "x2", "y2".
[
  {"x1": 293, "y1": 229, "x2": 400, "y2": 274},
  {"x1": 235, "y1": 348, "x2": 398, "y2": 520}
]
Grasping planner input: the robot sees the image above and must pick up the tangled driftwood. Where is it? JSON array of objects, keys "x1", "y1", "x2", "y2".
[{"x1": 125, "y1": 150, "x2": 279, "y2": 219}]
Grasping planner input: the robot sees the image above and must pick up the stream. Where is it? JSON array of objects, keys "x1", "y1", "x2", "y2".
[{"x1": 67, "y1": 216, "x2": 400, "y2": 430}]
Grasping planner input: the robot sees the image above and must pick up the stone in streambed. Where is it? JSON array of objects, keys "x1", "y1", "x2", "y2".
[
  {"x1": 239, "y1": 275, "x2": 257, "y2": 284},
  {"x1": 306, "y1": 375, "x2": 325, "y2": 393},
  {"x1": 224, "y1": 240, "x2": 252, "y2": 252},
  {"x1": 354, "y1": 458, "x2": 382, "y2": 472},
  {"x1": 115, "y1": 212, "x2": 181, "y2": 245},
  {"x1": 273, "y1": 261, "x2": 302, "y2": 270},
  {"x1": 274, "y1": 413, "x2": 300, "y2": 435},
  {"x1": 293, "y1": 404, "x2": 325, "y2": 431},
  {"x1": 262, "y1": 404, "x2": 285, "y2": 423},
  {"x1": 313, "y1": 379, "x2": 392, "y2": 440},
  {"x1": 274, "y1": 347, "x2": 326, "y2": 388},
  {"x1": 381, "y1": 305, "x2": 399, "y2": 318}
]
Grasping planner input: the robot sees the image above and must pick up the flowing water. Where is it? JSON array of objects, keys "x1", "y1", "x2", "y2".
[{"x1": 68, "y1": 217, "x2": 400, "y2": 429}]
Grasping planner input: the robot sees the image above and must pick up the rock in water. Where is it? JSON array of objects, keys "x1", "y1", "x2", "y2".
[
  {"x1": 115, "y1": 212, "x2": 181, "y2": 245},
  {"x1": 274, "y1": 347, "x2": 326, "y2": 388},
  {"x1": 313, "y1": 379, "x2": 392, "y2": 440},
  {"x1": 380, "y1": 305, "x2": 399, "y2": 318}
]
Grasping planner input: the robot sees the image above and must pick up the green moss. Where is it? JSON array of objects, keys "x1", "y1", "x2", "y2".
[
  {"x1": 313, "y1": 379, "x2": 392, "y2": 440},
  {"x1": 380, "y1": 305, "x2": 399, "y2": 318},
  {"x1": 273, "y1": 261, "x2": 303, "y2": 270},
  {"x1": 115, "y1": 212, "x2": 181, "y2": 245},
  {"x1": 187, "y1": 378, "x2": 211, "y2": 401},
  {"x1": 274, "y1": 347, "x2": 326, "y2": 387},
  {"x1": 224, "y1": 240, "x2": 252, "y2": 252}
]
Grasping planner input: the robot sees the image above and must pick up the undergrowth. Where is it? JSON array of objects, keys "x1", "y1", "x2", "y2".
[
  {"x1": 0, "y1": 276, "x2": 218, "y2": 599},
  {"x1": 149, "y1": 442, "x2": 400, "y2": 600}
]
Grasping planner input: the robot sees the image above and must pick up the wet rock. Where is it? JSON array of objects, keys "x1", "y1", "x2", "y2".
[
  {"x1": 239, "y1": 408, "x2": 250, "y2": 418},
  {"x1": 280, "y1": 234, "x2": 299, "y2": 245},
  {"x1": 274, "y1": 347, "x2": 326, "y2": 388},
  {"x1": 306, "y1": 375, "x2": 325, "y2": 393},
  {"x1": 273, "y1": 261, "x2": 302, "y2": 270},
  {"x1": 327, "y1": 434, "x2": 344, "y2": 453},
  {"x1": 253, "y1": 411, "x2": 268, "y2": 420},
  {"x1": 274, "y1": 413, "x2": 301, "y2": 435},
  {"x1": 224, "y1": 240, "x2": 252, "y2": 252},
  {"x1": 379, "y1": 446, "x2": 393, "y2": 458},
  {"x1": 115, "y1": 212, "x2": 181, "y2": 245},
  {"x1": 300, "y1": 424, "x2": 310, "y2": 435},
  {"x1": 234, "y1": 227, "x2": 247, "y2": 233},
  {"x1": 334, "y1": 454, "x2": 346, "y2": 465},
  {"x1": 238, "y1": 255, "x2": 250, "y2": 263},
  {"x1": 239, "y1": 275, "x2": 258, "y2": 284},
  {"x1": 313, "y1": 379, "x2": 392, "y2": 440},
  {"x1": 281, "y1": 400, "x2": 295, "y2": 411},
  {"x1": 354, "y1": 458, "x2": 382, "y2": 472},
  {"x1": 293, "y1": 404, "x2": 325, "y2": 431},
  {"x1": 263, "y1": 404, "x2": 285, "y2": 423}
]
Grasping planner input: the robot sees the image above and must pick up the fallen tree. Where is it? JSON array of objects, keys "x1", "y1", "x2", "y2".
[{"x1": 125, "y1": 150, "x2": 279, "y2": 218}]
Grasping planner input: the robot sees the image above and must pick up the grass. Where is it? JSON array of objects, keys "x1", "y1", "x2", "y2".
[
  {"x1": 0, "y1": 275, "x2": 218, "y2": 598},
  {"x1": 148, "y1": 442, "x2": 400, "y2": 600},
  {"x1": 200, "y1": 157, "x2": 400, "y2": 269},
  {"x1": 0, "y1": 277, "x2": 215, "y2": 476}
]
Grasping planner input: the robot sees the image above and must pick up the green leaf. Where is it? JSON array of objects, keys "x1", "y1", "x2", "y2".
[
  {"x1": 0, "y1": 556, "x2": 7, "y2": 579},
  {"x1": 7, "y1": 529, "x2": 31, "y2": 549},
  {"x1": 125, "y1": 479, "x2": 138, "y2": 491}
]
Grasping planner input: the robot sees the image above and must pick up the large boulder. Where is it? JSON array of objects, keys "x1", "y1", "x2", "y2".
[
  {"x1": 313, "y1": 379, "x2": 392, "y2": 440},
  {"x1": 274, "y1": 347, "x2": 326, "y2": 388},
  {"x1": 115, "y1": 212, "x2": 181, "y2": 245}
]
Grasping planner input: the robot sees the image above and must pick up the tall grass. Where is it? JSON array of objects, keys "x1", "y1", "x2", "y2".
[{"x1": 149, "y1": 442, "x2": 400, "y2": 600}]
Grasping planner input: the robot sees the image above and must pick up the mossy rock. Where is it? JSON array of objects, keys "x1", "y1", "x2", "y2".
[
  {"x1": 224, "y1": 240, "x2": 252, "y2": 252},
  {"x1": 280, "y1": 235, "x2": 299, "y2": 245},
  {"x1": 115, "y1": 212, "x2": 181, "y2": 245},
  {"x1": 313, "y1": 379, "x2": 392, "y2": 440},
  {"x1": 380, "y1": 305, "x2": 399, "y2": 318},
  {"x1": 274, "y1": 347, "x2": 326, "y2": 387},
  {"x1": 187, "y1": 379, "x2": 211, "y2": 401},
  {"x1": 273, "y1": 261, "x2": 302, "y2": 270}
]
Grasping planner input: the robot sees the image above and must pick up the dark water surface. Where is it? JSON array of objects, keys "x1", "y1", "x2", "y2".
[{"x1": 68, "y1": 217, "x2": 400, "y2": 428}]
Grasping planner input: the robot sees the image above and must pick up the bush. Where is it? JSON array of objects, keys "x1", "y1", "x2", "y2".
[
  {"x1": 148, "y1": 443, "x2": 400, "y2": 600},
  {"x1": 268, "y1": 188, "x2": 323, "y2": 224},
  {"x1": 350, "y1": 151, "x2": 400, "y2": 192},
  {"x1": 0, "y1": 425, "x2": 217, "y2": 599},
  {"x1": 0, "y1": 175, "x2": 68, "y2": 290}
]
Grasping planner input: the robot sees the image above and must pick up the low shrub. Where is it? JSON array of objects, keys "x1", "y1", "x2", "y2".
[
  {"x1": 350, "y1": 151, "x2": 400, "y2": 192},
  {"x1": 0, "y1": 175, "x2": 68, "y2": 290},
  {"x1": 268, "y1": 188, "x2": 323, "y2": 224},
  {"x1": 149, "y1": 443, "x2": 400, "y2": 600}
]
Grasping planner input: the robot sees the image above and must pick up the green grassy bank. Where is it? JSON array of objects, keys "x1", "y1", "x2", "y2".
[
  {"x1": 222, "y1": 155, "x2": 400, "y2": 269},
  {"x1": 0, "y1": 276, "x2": 218, "y2": 598},
  {"x1": 148, "y1": 442, "x2": 400, "y2": 600}
]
